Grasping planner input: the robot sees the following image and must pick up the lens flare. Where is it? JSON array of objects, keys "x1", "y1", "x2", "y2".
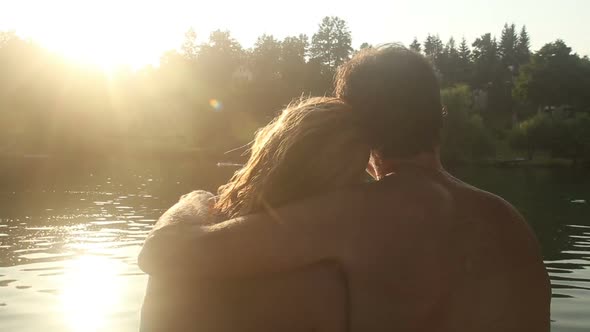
[{"x1": 209, "y1": 99, "x2": 222, "y2": 111}]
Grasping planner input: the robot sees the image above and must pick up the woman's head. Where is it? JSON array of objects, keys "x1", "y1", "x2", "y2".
[{"x1": 215, "y1": 97, "x2": 370, "y2": 218}]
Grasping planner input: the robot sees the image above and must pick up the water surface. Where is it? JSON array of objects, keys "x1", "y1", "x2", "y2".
[{"x1": 0, "y1": 161, "x2": 588, "y2": 331}]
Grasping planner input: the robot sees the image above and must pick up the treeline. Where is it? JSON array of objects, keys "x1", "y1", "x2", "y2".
[
  {"x1": 386, "y1": 24, "x2": 590, "y2": 165},
  {"x1": 1, "y1": 18, "x2": 589, "y2": 164},
  {"x1": 417, "y1": 26, "x2": 590, "y2": 164}
]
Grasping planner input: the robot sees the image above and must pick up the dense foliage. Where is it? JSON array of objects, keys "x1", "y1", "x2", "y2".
[
  {"x1": 509, "y1": 112, "x2": 590, "y2": 164},
  {"x1": 1, "y1": 18, "x2": 589, "y2": 165}
]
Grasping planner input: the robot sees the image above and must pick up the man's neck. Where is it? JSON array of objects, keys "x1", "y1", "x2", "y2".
[{"x1": 372, "y1": 150, "x2": 444, "y2": 180}]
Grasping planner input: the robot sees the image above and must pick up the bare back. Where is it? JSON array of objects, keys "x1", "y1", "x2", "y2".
[
  {"x1": 334, "y1": 167, "x2": 551, "y2": 331},
  {"x1": 141, "y1": 262, "x2": 348, "y2": 332},
  {"x1": 139, "y1": 168, "x2": 550, "y2": 331},
  {"x1": 139, "y1": 191, "x2": 349, "y2": 332}
]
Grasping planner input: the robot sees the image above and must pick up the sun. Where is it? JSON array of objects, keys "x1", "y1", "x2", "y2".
[
  {"x1": 43, "y1": 32, "x2": 129, "y2": 72},
  {"x1": 36, "y1": 18, "x2": 154, "y2": 72},
  {"x1": 15, "y1": 0, "x2": 175, "y2": 71}
]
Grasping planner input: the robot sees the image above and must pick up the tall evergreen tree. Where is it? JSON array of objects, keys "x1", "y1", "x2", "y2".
[
  {"x1": 423, "y1": 34, "x2": 445, "y2": 76},
  {"x1": 439, "y1": 37, "x2": 460, "y2": 86},
  {"x1": 472, "y1": 33, "x2": 500, "y2": 86},
  {"x1": 409, "y1": 37, "x2": 422, "y2": 53},
  {"x1": 281, "y1": 35, "x2": 308, "y2": 60},
  {"x1": 423, "y1": 34, "x2": 444, "y2": 60},
  {"x1": 197, "y1": 30, "x2": 244, "y2": 89},
  {"x1": 279, "y1": 34, "x2": 308, "y2": 87},
  {"x1": 310, "y1": 16, "x2": 352, "y2": 73},
  {"x1": 471, "y1": 33, "x2": 503, "y2": 113},
  {"x1": 252, "y1": 34, "x2": 282, "y2": 81},
  {"x1": 458, "y1": 37, "x2": 471, "y2": 63},
  {"x1": 499, "y1": 23, "x2": 518, "y2": 67},
  {"x1": 499, "y1": 24, "x2": 521, "y2": 125},
  {"x1": 446, "y1": 37, "x2": 459, "y2": 59},
  {"x1": 516, "y1": 25, "x2": 531, "y2": 66},
  {"x1": 457, "y1": 37, "x2": 473, "y2": 84}
]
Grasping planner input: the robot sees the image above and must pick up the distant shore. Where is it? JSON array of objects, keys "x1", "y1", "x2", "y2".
[
  {"x1": 459, "y1": 158, "x2": 588, "y2": 169},
  {"x1": 1, "y1": 150, "x2": 588, "y2": 171}
]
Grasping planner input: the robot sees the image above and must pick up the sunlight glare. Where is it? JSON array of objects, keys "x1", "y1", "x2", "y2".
[
  {"x1": 60, "y1": 255, "x2": 124, "y2": 332},
  {"x1": 17, "y1": 0, "x2": 180, "y2": 71}
]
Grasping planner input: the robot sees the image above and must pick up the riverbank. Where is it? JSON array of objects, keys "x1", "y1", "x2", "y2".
[
  {"x1": 475, "y1": 158, "x2": 584, "y2": 168},
  {"x1": 1, "y1": 151, "x2": 587, "y2": 170}
]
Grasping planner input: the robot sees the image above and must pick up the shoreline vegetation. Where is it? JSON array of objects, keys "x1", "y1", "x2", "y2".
[
  {"x1": 1, "y1": 18, "x2": 589, "y2": 170},
  {"x1": 0, "y1": 149, "x2": 585, "y2": 170}
]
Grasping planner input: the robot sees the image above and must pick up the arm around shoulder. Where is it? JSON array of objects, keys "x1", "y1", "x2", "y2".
[
  {"x1": 138, "y1": 190, "x2": 218, "y2": 275},
  {"x1": 140, "y1": 189, "x2": 362, "y2": 278}
]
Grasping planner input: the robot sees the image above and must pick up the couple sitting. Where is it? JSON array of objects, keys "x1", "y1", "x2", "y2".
[{"x1": 138, "y1": 45, "x2": 551, "y2": 331}]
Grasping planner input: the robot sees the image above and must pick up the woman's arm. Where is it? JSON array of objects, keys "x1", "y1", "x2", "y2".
[
  {"x1": 138, "y1": 189, "x2": 357, "y2": 278},
  {"x1": 138, "y1": 191, "x2": 220, "y2": 274}
]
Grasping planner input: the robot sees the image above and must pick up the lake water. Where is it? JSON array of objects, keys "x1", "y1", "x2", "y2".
[{"x1": 0, "y1": 160, "x2": 588, "y2": 331}]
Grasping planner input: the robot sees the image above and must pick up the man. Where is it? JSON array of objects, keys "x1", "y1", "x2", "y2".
[{"x1": 139, "y1": 45, "x2": 551, "y2": 331}]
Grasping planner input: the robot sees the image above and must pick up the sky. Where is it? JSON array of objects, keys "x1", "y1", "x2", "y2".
[{"x1": 0, "y1": 0, "x2": 588, "y2": 69}]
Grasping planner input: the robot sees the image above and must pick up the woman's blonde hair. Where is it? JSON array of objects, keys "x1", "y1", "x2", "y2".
[{"x1": 215, "y1": 97, "x2": 370, "y2": 218}]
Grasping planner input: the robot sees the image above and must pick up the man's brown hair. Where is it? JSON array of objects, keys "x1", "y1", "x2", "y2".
[{"x1": 335, "y1": 44, "x2": 443, "y2": 158}]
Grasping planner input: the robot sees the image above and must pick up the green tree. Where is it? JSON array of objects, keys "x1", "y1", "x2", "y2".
[
  {"x1": 439, "y1": 37, "x2": 460, "y2": 86},
  {"x1": 499, "y1": 23, "x2": 518, "y2": 68},
  {"x1": 157, "y1": 49, "x2": 201, "y2": 102},
  {"x1": 196, "y1": 30, "x2": 244, "y2": 111},
  {"x1": 199, "y1": 30, "x2": 243, "y2": 58},
  {"x1": 423, "y1": 34, "x2": 445, "y2": 79},
  {"x1": 359, "y1": 42, "x2": 372, "y2": 50},
  {"x1": 514, "y1": 40, "x2": 589, "y2": 109},
  {"x1": 510, "y1": 112, "x2": 590, "y2": 163},
  {"x1": 251, "y1": 34, "x2": 282, "y2": 81},
  {"x1": 279, "y1": 34, "x2": 308, "y2": 84},
  {"x1": 457, "y1": 37, "x2": 472, "y2": 83},
  {"x1": 180, "y1": 28, "x2": 199, "y2": 60},
  {"x1": 516, "y1": 26, "x2": 531, "y2": 66},
  {"x1": 472, "y1": 33, "x2": 500, "y2": 87},
  {"x1": 499, "y1": 23, "x2": 520, "y2": 125},
  {"x1": 562, "y1": 113, "x2": 590, "y2": 164},
  {"x1": 409, "y1": 37, "x2": 421, "y2": 53},
  {"x1": 423, "y1": 34, "x2": 443, "y2": 61},
  {"x1": 458, "y1": 38, "x2": 471, "y2": 62},
  {"x1": 471, "y1": 33, "x2": 507, "y2": 119},
  {"x1": 198, "y1": 30, "x2": 243, "y2": 81},
  {"x1": 441, "y1": 85, "x2": 496, "y2": 161},
  {"x1": 310, "y1": 16, "x2": 352, "y2": 73},
  {"x1": 509, "y1": 113, "x2": 553, "y2": 160}
]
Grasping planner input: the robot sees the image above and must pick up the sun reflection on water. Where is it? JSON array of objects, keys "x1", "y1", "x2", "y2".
[{"x1": 60, "y1": 255, "x2": 123, "y2": 332}]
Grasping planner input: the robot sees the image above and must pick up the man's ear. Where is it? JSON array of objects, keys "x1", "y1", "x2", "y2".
[
  {"x1": 366, "y1": 158, "x2": 378, "y2": 180},
  {"x1": 366, "y1": 150, "x2": 384, "y2": 180}
]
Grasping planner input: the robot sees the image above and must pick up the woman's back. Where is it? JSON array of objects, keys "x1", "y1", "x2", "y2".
[
  {"x1": 141, "y1": 262, "x2": 348, "y2": 332},
  {"x1": 141, "y1": 97, "x2": 368, "y2": 332}
]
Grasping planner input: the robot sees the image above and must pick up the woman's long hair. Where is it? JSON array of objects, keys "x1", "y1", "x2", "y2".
[{"x1": 215, "y1": 97, "x2": 370, "y2": 219}]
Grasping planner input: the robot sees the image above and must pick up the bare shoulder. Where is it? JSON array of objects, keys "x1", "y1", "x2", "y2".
[
  {"x1": 459, "y1": 179, "x2": 530, "y2": 230},
  {"x1": 446, "y1": 176, "x2": 551, "y2": 331},
  {"x1": 363, "y1": 173, "x2": 455, "y2": 224},
  {"x1": 257, "y1": 182, "x2": 380, "y2": 225},
  {"x1": 200, "y1": 182, "x2": 381, "y2": 239},
  {"x1": 451, "y1": 176, "x2": 543, "y2": 260}
]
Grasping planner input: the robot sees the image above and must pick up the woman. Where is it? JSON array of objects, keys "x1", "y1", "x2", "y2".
[
  {"x1": 215, "y1": 96, "x2": 370, "y2": 219},
  {"x1": 140, "y1": 97, "x2": 370, "y2": 332}
]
